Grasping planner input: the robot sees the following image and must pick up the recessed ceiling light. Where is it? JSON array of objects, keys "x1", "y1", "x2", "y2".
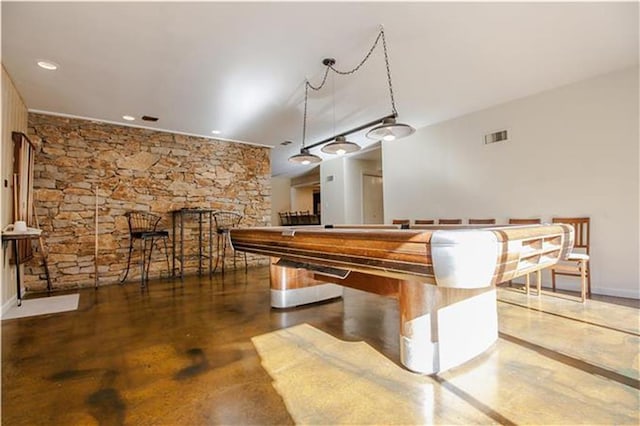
[
  {"x1": 122, "y1": 115, "x2": 135, "y2": 121},
  {"x1": 37, "y1": 60, "x2": 59, "y2": 71},
  {"x1": 211, "y1": 130, "x2": 221, "y2": 135}
]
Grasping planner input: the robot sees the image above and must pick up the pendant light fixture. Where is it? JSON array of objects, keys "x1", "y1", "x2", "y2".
[
  {"x1": 288, "y1": 147, "x2": 322, "y2": 165},
  {"x1": 288, "y1": 26, "x2": 414, "y2": 165},
  {"x1": 366, "y1": 117, "x2": 415, "y2": 141},
  {"x1": 321, "y1": 135, "x2": 361, "y2": 155}
]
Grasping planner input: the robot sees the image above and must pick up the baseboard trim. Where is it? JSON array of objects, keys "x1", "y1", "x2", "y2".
[
  {"x1": 589, "y1": 287, "x2": 640, "y2": 300},
  {"x1": 539, "y1": 283, "x2": 639, "y2": 300},
  {"x1": 2, "y1": 294, "x2": 17, "y2": 316}
]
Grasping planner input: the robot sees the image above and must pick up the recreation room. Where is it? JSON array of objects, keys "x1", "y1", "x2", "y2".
[{"x1": 1, "y1": 2, "x2": 638, "y2": 424}]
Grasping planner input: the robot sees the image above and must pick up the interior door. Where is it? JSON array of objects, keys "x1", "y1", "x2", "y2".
[{"x1": 362, "y1": 174, "x2": 383, "y2": 224}]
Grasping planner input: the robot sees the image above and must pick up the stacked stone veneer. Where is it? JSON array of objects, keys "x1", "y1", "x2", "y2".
[{"x1": 24, "y1": 113, "x2": 271, "y2": 291}]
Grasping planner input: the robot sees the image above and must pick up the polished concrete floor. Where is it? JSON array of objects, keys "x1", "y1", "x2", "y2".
[{"x1": 2, "y1": 266, "x2": 639, "y2": 425}]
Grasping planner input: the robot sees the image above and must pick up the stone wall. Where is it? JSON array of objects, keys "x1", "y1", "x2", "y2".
[{"x1": 24, "y1": 113, "x2": 271, "y2": 291}]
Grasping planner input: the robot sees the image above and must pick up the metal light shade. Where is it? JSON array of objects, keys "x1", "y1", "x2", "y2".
[
  {"x1": 321, "y1": 135, "x2": 361, "y2": 156},
  {"x1": 366, "y1": 117, "x2": 415, "y2": 141},
  {"x1": 288, "y1": 148, "x2": 322, "y2": 165}
]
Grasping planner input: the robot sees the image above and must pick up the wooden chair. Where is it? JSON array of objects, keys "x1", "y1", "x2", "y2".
[
  {"x1": 550, "y1": 217, "x2": 591, "y2": 302},
  {"x1": 278, "y1": 211, "x2": 290, "y2": 226},
  {"x1": 438, "y1": 219, "x2": 462, "y2": 224},
  {"x1": 414, "y1": 219, "x2": 435, "y2": 225},
  {"x1": 507, "y1": 218, "x2": 541, "y2": 294},
  {"x1": 213, "y1": 211, "x2": 247, "y2": 275},
  {"x1": 468, "y1": 218, "x2": 496, "y2": 225},
  {"x1": 299, "y1": 210, "x2": 315, "y2": 225},
  {"x1": 289, "y1": 211, "x2": 301, "y2": 225},
  {"x1": 120, "y1": 211, "x2": 170, "y2": 288},
  {"x1": 392, "y1": 219, "x2": 410, "y2": 225}
]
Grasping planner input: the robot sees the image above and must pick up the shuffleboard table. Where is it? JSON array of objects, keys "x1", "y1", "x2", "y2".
[{"x1": 230, "y1": 224, "x2": 574, "y2": 374}]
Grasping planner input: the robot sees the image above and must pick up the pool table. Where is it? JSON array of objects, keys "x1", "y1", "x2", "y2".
[{"x1": 230, "y1": 223, "x2": 574, "y2": 374}]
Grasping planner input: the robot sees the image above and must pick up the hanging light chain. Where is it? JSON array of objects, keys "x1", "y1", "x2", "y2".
[
  {"x1": 328, "y1": 30, "x2": 383, "y2": 77},
  {"x1": 302, "y1": 84, "x2": 308, "y2": 148},
  {"x1": 300, "y1": 27, "x2": 399, "y2": 149},
  {"x1": 380, "y1": 28, "x2": 398, "y2": 117},
  {"x1": 328, "y1": 28, "x2": 398, "y2": 117}
]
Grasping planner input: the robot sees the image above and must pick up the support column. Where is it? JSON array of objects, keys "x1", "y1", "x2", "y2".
[
  {"x1": 399, "y1": 281, "x2": 497, "y2": 374},
  {"x1": 270, "y1": 258, "x2": 343, "y2": 308}
]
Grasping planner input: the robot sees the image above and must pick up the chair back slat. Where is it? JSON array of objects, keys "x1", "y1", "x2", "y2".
[
  {"x1": 438, "y1": 219, "x2": 462, "y2": 224},
  {"x1": 414, "y1": 219, "x2": 435, "y2": 225},
  {"x1": 392, "y1": 219, "x2": 410, "y2": 225},
  {"x1": 508, "y1": 218, "x2": 541, "y2": 225},
  {"x1": 552, "y1": 217, "x2": 590, "y2": 253},
  {"x1": 469, "y1": 218, "x2": 496, "y2": 224}
]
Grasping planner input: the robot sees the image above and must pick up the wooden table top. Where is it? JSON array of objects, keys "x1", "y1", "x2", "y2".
[{"x1": 230, "y1": 224, "x2": 574, "y2": 287}]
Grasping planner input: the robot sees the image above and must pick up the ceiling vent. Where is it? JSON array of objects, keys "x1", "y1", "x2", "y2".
[
  {"x1": 141, "y1": 115, "x2": 159, "y2": 122},
  {"x1": 484, "y1": 129, "x2": 508, "y2": 145},
  {"x1": 280, "y1": 140, "x2": 293, "y2": 146}
]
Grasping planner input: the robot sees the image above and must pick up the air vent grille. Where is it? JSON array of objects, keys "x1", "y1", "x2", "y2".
[
  {"x1": 142, "y1": 115, "x2": 159, "y2": 122},
  {"x1": 484, "y1": 130, "x2": 508, "y2": 144}
]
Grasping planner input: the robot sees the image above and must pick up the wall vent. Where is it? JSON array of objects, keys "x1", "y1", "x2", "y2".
[
  {"x1": 484, "y1": 129, "x2": 508, "y2": 144},
  {"x1": 141, "y1": 115, "x2": 159, "y2": 122}
]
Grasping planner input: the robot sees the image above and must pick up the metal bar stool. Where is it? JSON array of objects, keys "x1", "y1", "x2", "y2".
[
  {"x1": 120, "y1": 211, "x2": 170, "y2": 288},
  {"x1": 213, "y1": 211, "x2": 247, "y2": 275}
]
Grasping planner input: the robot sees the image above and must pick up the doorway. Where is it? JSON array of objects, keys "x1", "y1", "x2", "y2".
[{"x1": 362, "y1": 173, "x2": 383, "y2": 224}]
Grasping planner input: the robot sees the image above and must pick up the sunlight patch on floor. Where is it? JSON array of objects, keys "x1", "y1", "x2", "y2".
[{"x1": 252, "y1": 323, "x2": 493, "y2": 425}]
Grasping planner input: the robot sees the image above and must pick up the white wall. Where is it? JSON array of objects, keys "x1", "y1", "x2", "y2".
[
  {"x1": 383, "y1": 66, "x2": 639, "y2": 298},
  {"x1": 270, "y1": 176, "x2": 291, "y2": 225},
  {"x1": 290, "y1": 186, "x2": 314, "y2": 212},
  {"x1": 320, "y1": 157, "x2": 346, "y2": 225},
  {"x1": 1, "y1": 66, "x2": 29, "y2": 311},
  {"x1": 320, "y1": 156, "x2": 384, "y2": 225},
  {"x1": 344, "y1": 158, "x2": 383, "y2": 224}
]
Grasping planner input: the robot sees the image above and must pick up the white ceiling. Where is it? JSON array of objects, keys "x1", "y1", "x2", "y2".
[{"x1": 2, "y1": 2, "x2": 638, "y2": 177}]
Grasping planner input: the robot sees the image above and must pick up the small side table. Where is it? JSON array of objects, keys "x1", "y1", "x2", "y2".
[
  {"x1": 172, "y1": 209, "x2": 215, "y2": 279},
  {"x1": 2, "y1": 229, "x2": 51, "y2": 306}
]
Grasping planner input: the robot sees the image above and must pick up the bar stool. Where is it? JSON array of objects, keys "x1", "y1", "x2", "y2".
[
  {"x1": 120, "y1": 211, "x2": 170, "y2": 288},
  {"x1": 213, "y1": 211, "x2": 247, "y2": 274}
]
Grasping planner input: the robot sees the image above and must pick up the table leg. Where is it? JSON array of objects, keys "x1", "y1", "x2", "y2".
[
  {"x1": 198, "y1": 212, "x2": 203, "y2": 275},
  {"x1": 209, "y1": 212, "x2": 213, "y2": 277},
  {"x1": 14, "y1": 241, "x2": 22, "y2": 307},
  {"x1": 180, "y1": 212, "x2": 184, "y2": 280},
  {"x1": 172, "y1": 212, "x2": 176, "y2": 278},
  {"x1": 269, "y1": 260, "x2": 343, "y2": 308},
  {"x1": 398, "y1": 282, "x2": 497, "y2": 374},
  {"x1": 140, "y1": 238, "x2": 146, "y2": 289}
]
